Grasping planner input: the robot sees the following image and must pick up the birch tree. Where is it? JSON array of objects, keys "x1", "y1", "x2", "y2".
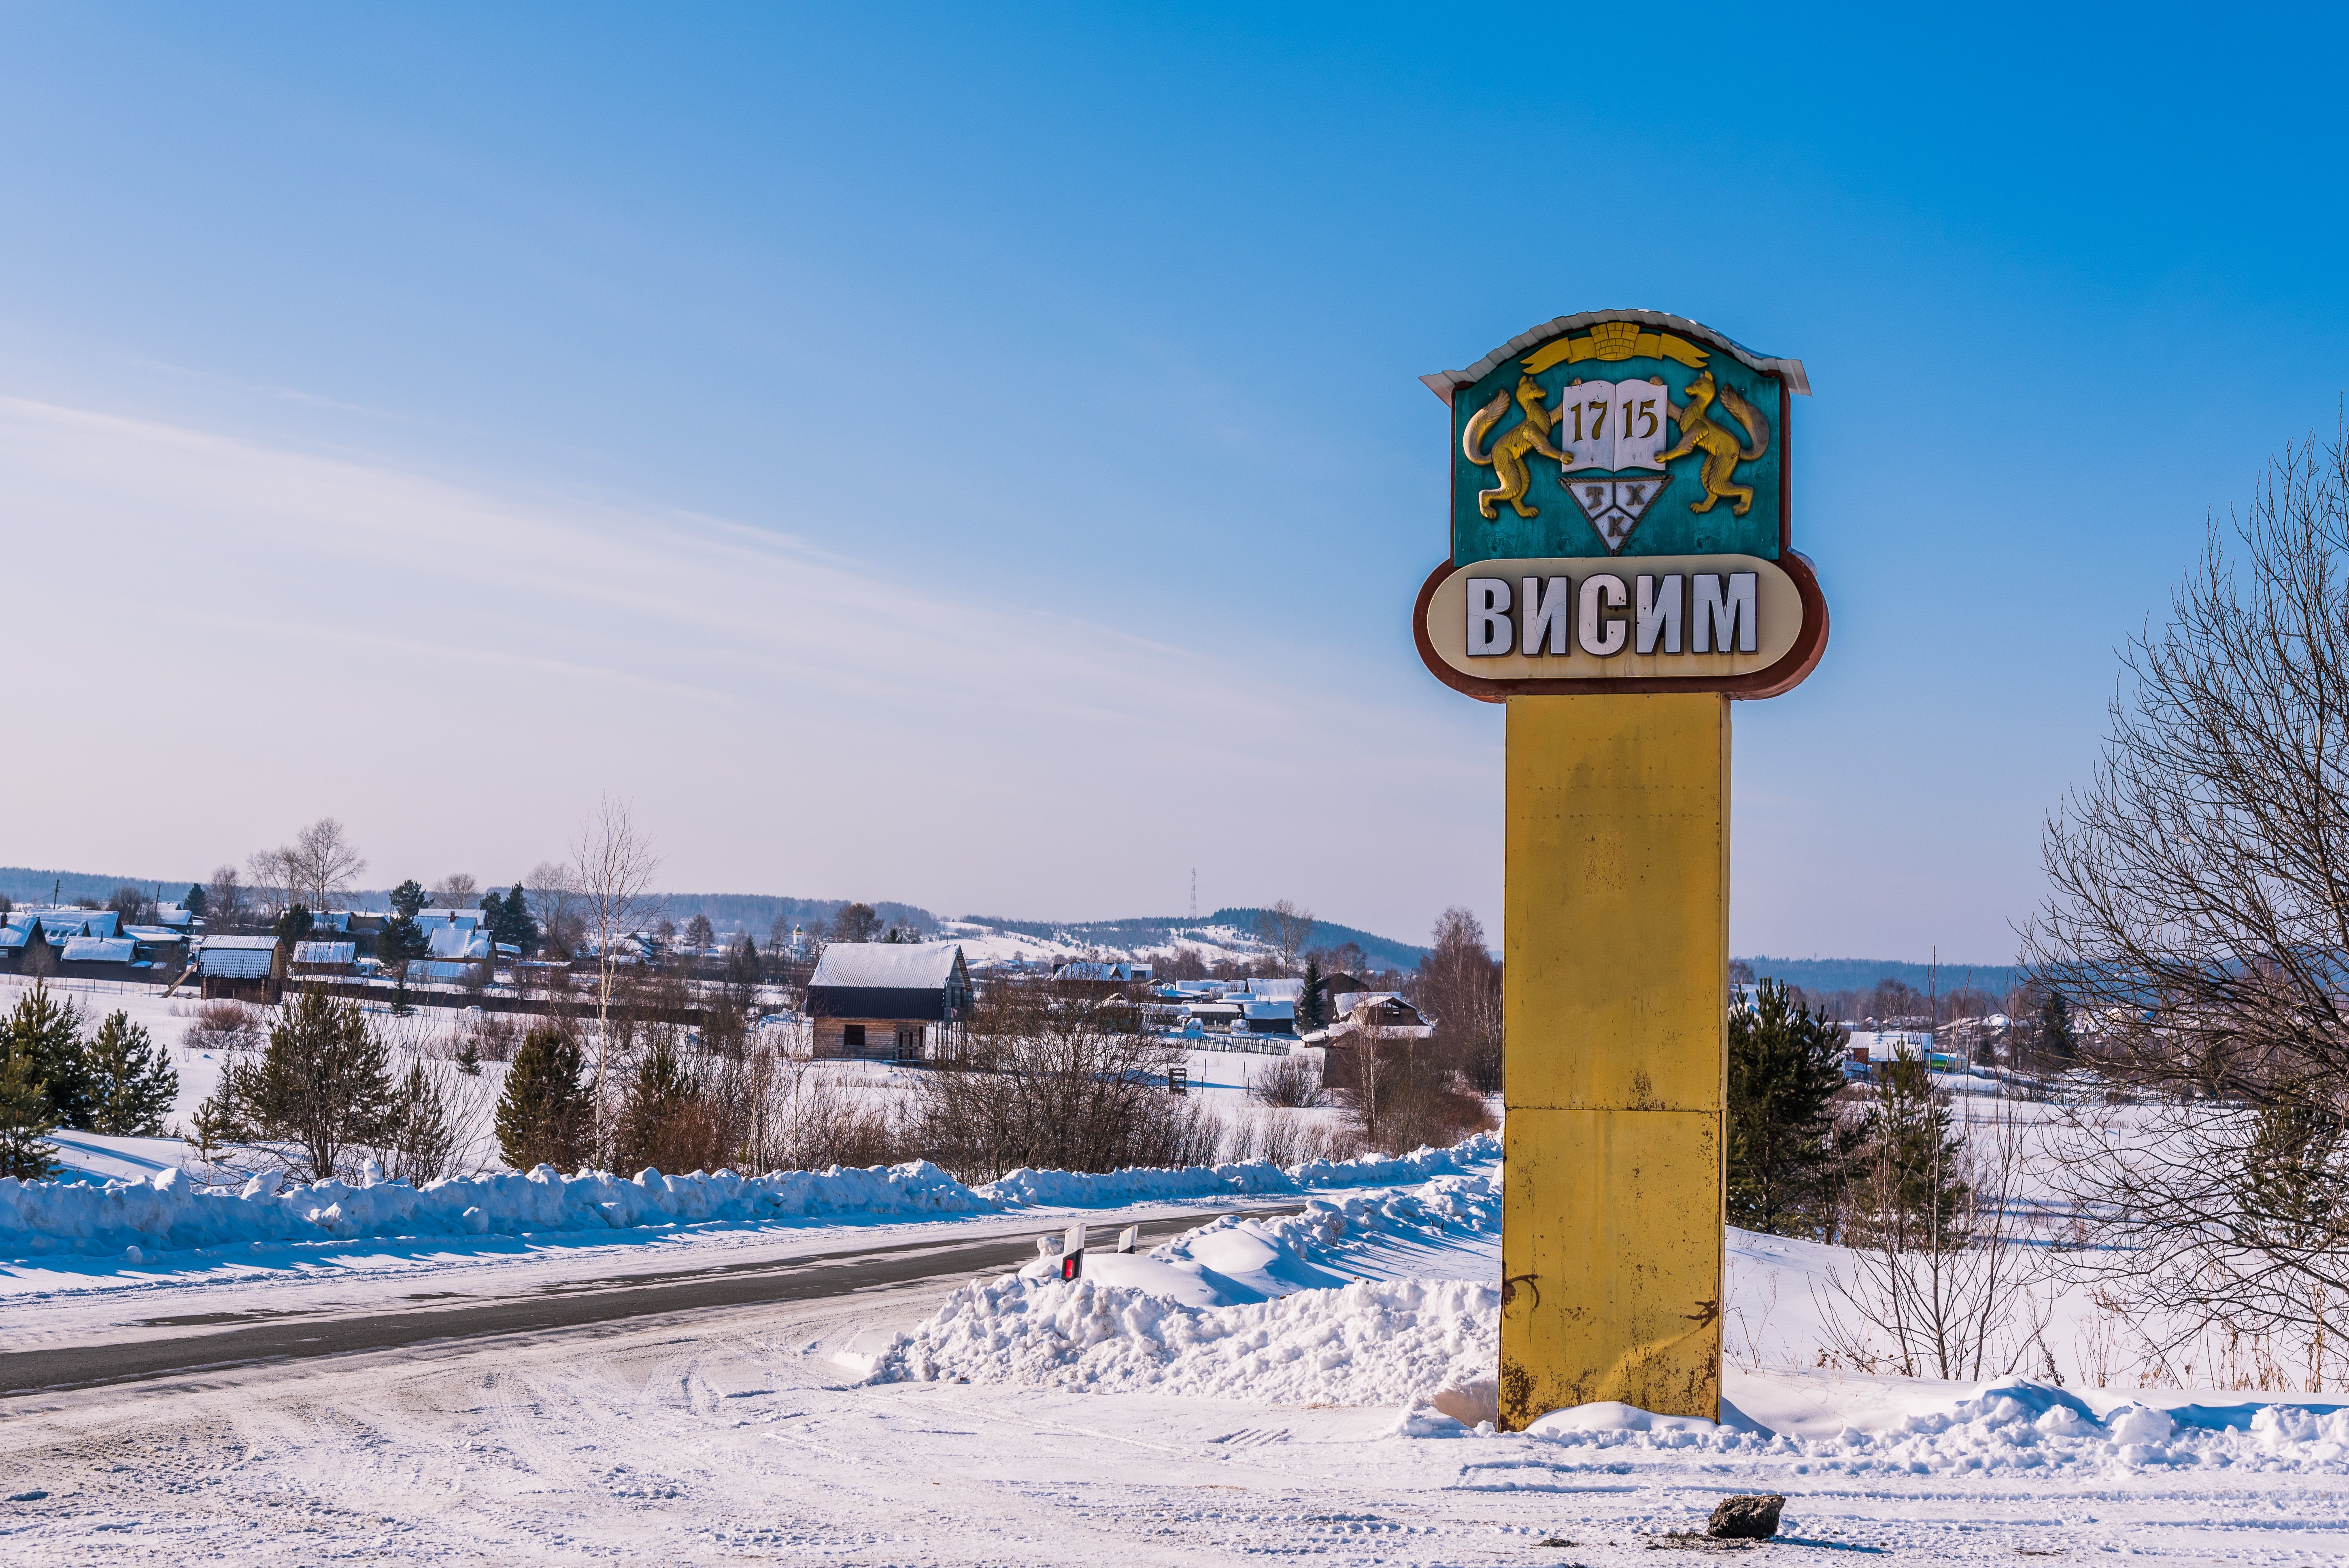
[{"x1": 568, "y1": 797, "x2": 663, "y2": 1145}]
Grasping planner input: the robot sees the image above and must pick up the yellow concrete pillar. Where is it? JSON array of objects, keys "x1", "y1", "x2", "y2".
[{"x1": 1499, "y1": 692, "x2": 1727, "y2": 1430}]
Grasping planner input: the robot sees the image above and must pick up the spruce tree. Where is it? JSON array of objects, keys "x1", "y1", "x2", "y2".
[
  {"x1": 497, "y1": 883, "x2": 539, "y2": 954},
  {"x1": 495, "y1": 1025, "x2": 591, "y2": 1171},
  {"x1": 388, "y1": 880, "x2": 427, "y2": 920},
  {"x1": 184, "y1": 882, "x2": 208, "y2": 918},
  {"x1": 82, "y1": 1011, "x2": 180, "y2": 1136},
  {"x1": 274, "y1": 903, "x2": 315, "y2": 943},
  {"x1": 1726, "y1": 978, "x2": 1849, "y2": 1236},
  {"x1": 2, "y1": 982, "x2": 92, "y2": 1129},
  {"x1": 1299, "y1": 956, "x2": 1326, "y2": 1030},
  {"x1": 381, "y1": 911, "x2": 431, "y2": 965},
  {"x1": 2036, "y1": 989, "x2": 2078, "y2": 1069},
  {"x1": 0, "y1": 1042, "x2": 58, "y2": 1180}
]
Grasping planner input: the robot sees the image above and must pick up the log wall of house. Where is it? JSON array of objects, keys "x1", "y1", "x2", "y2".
[{"x1": 812, "y1": 1018, "x2": 930, "y2": 1061}]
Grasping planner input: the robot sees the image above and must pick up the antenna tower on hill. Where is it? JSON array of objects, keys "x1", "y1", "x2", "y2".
[{"x1": 1190, "y1": 869, "x2": 1197, "y2": 922}]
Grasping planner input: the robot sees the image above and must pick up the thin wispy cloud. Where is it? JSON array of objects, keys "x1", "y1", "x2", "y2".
[{"x1": 0, "y1": 396, "x2": 1495, "y2": 934}]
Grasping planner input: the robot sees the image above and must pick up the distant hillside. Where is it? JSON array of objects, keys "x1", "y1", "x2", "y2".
[
  {"x1": 0, "y1": 867, "x2": 1425, "y2": 966},
  {"x1": 1739, "y1": 954, "x2": 2024, "y2": 998},
  {"x1": 0, "y1": 866, "x2": 196, "y2": 905},
  {"x1": 655, "y1": 893, "x2": 937, "y2": 938},
  {"x1": 962, "y1": 907, "x2": 1430, "y2": 971}
]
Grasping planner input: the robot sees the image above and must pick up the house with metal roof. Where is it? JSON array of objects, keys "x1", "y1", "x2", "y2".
[
  {"x1": 198, "y1": 934, "x2": 283, "y2": 1000},
  {"x1": 806, "y1": 942, "x2": 973, "y2": 1060},
  {"x1": 291, "y1": 940, "x2": 359, "y2": 975},
  {"x1": 5, "y1": 907, "x2": 121, "y2": 941},
  {"x1": 1052, "y1": 960, "x2": 1154, "y2": 986},
  {"x1": 57, "y1": 936, "x2": 144, "y2": 979}
]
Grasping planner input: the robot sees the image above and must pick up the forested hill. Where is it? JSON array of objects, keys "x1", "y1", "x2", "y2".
[{"x1": 1739, "y1": 954, "x2": 2024, "y2": 997}]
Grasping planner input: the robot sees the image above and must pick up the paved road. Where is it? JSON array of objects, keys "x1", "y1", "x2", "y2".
[{"x1": 0, "y1": 1208, "x2": 1293, "y2": 1398}]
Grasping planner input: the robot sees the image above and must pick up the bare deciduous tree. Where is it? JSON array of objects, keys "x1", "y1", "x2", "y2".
[
  {"x1": 569, "y1": 798, "x2": 664, "y2": 1143},
  {"x1": 430, "y1": 872, "x2": 480, "y2": 909},
  {"x1": 911, "y1": 982, "x2": 1214, "y2": 1181},
  {"x1": 1254, "y1": 899, "x2": 1317, "y2": 973},
  {"x1": 204, "y1": 865, "x2": 248, "y2": 931},
  {"x1": 2022, "y1": 427, "x2": 2349, "y2": 1357},
  {"x1": 1414, "y1": 906, "x2": 1503, "y2": 1095},
  {"x1": 250, "y1": 818, "x2": 367, "y2": 915},
  {"x1": 1817, "y1": 1082, "x2": 2053, "y2": 1381}
]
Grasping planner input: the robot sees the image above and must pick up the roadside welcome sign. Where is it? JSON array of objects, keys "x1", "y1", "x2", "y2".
[
  {"x1": 1415, "y1": 310, "x2": 1824, "y2": 1430},
  {"x1": 1416, "y1": 312, "x2": 1824, "y2": 699}
]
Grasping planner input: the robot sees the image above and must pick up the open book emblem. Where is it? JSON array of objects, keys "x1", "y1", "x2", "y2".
[
  {"x1": 1565, "y1": 475, "x2": 1670, "y2": 554},
  {"x1": 1558, "y1": 378, "x2": 1671, "y2": 474},
  {"x1": 1556, "y1": 376, "x2": 1672, "y2": 552}
]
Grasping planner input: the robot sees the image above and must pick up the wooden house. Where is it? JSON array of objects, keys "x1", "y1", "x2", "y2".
[{"x1": 806, "y1": 942, "x2": 972, "y2": 1060}]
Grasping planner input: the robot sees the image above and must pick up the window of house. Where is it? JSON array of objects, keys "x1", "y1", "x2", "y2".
[{"x1": 844, "y1": 1024, "x2": 865, "y2": 1051}]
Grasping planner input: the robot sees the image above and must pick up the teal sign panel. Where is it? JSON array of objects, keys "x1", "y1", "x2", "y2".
[{"x1": 1429, "y1": 313, "x2": 1808, "y2": 567}]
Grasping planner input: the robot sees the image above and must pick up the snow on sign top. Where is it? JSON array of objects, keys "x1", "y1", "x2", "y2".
[{"x1": 810, "y1": 941, "x2": 965, "y2": 990}]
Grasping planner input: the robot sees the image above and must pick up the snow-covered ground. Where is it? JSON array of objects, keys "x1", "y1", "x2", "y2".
[
  {"x1": 935, "y1": 916, "x2": 1283, "y2": 973},
  {"x1": 7, "y1": 1148, "x2": 2348, "y2": 1562},
  {"x1": 0, "y1": 974, "x2": 1344, "y2": 1197},
  {"x1": 9, "y1": 973, "x2": 2345, "y2": 1560}
]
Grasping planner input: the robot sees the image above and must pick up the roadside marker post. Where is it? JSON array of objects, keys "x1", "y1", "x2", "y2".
[
  {"x1": 1061, "y1": 1223, "x2": 1087, "y2": 1280},
  {"x1": 1115, "y1": 1225, "x2": 1139, "y2": 1254},
  {"x1": 1412, "y1": 312, "x2": 1826, "y2": 1428}
]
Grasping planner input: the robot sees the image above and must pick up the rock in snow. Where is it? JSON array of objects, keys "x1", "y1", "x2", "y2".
[{"x1": 1708, "y1": 1494, "x2": 1785, "y2": 1538}]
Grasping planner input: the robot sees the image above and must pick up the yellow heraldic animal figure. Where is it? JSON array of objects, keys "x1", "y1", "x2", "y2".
[
  {"x1": 1654, "y1": 370, "x2": 1769, "y2": 516},
  {"x1": 1463, "y1": 374, "x2": 1569, "y2": 519}
]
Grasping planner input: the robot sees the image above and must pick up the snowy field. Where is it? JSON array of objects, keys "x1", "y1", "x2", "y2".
[{"x1": 6, "y1": 975, "x2": 2348, "y2": 1562}]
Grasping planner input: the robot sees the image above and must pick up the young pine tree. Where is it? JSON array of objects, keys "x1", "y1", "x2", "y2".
[
  {"x1": 1727, "y1": 979, "x2": 1850, "y2": 1237},
  {"x1": 388, "y1": 880, "x2": 427, "y2": 920},
  {"x1": 1849, "y1": 1047, "x2": 1971, "y2": 1252},
  {"x1": 612, "y1": 1039, "x2": 712, "y2": 1174},
  {"x1": 82, "y1": 1011, "x2": 181, "y2": 1136},
  {"x1": 495, "y1": 1026, "x2": 591, "y2": 1172},
  {"x1": 383, "y1": 1060, "x2": 456, "y2": 1185},
  {"x1": 1, "y1": 981, "x2": 92, "y2": 1129},
  {"x1": 0, "y1": 1039, "x2": 59, "y2": 1179},
  {"x1": 219, "y1": 992, "x2": 396, "y2": 1181}
]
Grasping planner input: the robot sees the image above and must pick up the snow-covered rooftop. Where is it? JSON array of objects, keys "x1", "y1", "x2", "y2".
[{"x1": 811, "y1": 942, "x2": 965, "y2": 989}]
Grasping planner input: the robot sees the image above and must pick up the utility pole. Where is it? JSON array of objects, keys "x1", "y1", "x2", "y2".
[{"x1": 1189, "y1": 869, "x2": 1197, "y2": 922}]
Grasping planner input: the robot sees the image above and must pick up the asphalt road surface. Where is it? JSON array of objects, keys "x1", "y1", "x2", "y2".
[{"x1": 0, "y1": 1206, "x2": 1297, "y2": 1399}]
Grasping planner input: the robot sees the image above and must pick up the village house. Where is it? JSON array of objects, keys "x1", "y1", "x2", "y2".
[
  {"x1": 197, "y1": 934, "x2": 283, "y2": 1001},
  {"x1": 57, "y1": 936, "x2": 145, "y2": 980},
  {"x1": 290, "y1": 940, "x2": 359, "y2": 976},
  {"x1": 1049, "y1": 959, "x2": 1152, "y2": 994},
  {"x1": 805, "y1": 942, "x2": 972, "y2": 1061}
]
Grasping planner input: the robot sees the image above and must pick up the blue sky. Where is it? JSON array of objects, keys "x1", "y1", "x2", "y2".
[{"x1": 3, "y1": 5, "x2": 2343, "y2": 961}]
